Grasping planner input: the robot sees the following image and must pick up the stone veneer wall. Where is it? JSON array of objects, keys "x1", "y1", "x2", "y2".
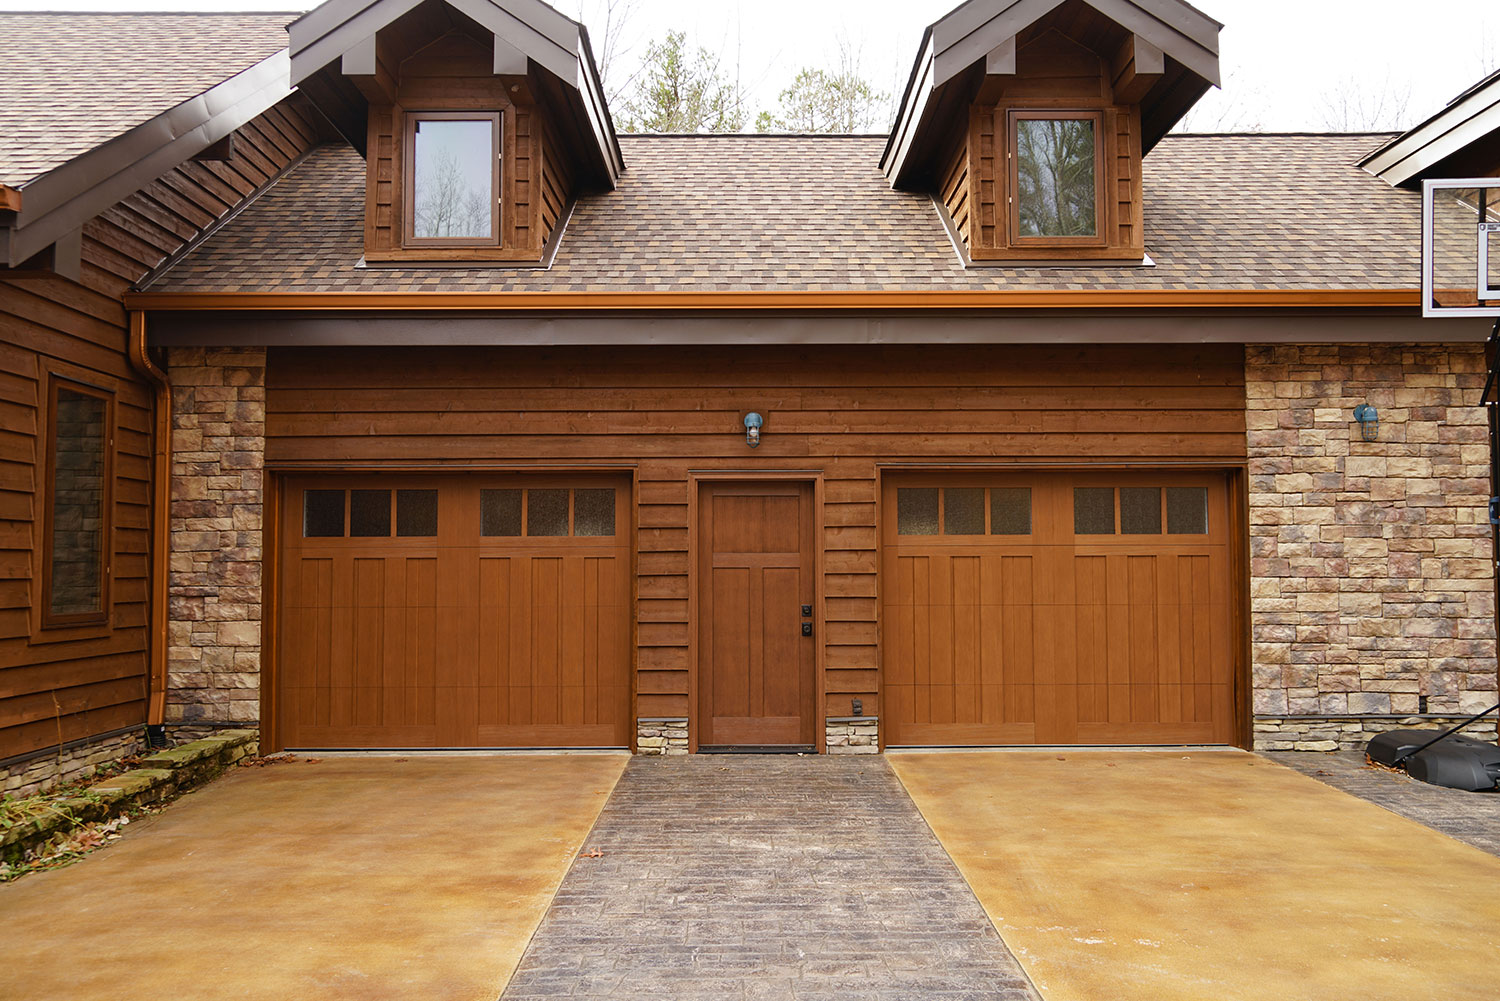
[
  {"x1": 826, "y1": 717, "x2": 879, "y2": 753},
  {"x1": 1247, "y1": 344, "x2": 1498, "y2": 749},
  {"x1": 636, "y1": 719, "x2": 689, "y2": 755},
  {"x1": 165, "y1": 348, "x2": 266, "y2": 730},
  {"x1": 2, "y1": 729, "x2": 144, "y2": 798}
]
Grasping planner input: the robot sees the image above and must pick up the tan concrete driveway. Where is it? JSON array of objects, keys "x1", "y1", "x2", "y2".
[
  {"x1": 0, "y1": 753, "x2": 626, "y2": 1001},
  {"x1": 891, "y1": 749, "x2": 1500, "y2": 1001}
]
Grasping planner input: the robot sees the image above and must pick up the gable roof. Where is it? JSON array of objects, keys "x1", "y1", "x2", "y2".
[
  {"x1": 287, "y1": 0, "x2": 621, "y2": 185},
  {"x1": 138, "y1": 132, "x2": 1413, "y2": 296},
  {"x1": 0, "y1": 12, "x2": 298, "y2": 271},
  {"x1": 882, "y1": 0, "x2": 1222, "y2": 187},
  {"x1": 1361, "y1": 69, "x2": 1500, "y2": 187}
]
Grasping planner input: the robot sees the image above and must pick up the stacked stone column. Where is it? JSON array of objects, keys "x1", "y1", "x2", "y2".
[{"x1": 165, "y1": 348, "x2": 266, "y2": 733}]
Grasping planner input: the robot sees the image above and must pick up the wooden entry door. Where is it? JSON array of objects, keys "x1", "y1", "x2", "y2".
[{"x1": 697, "y1": 481, "x2": 817, "y2": 749}]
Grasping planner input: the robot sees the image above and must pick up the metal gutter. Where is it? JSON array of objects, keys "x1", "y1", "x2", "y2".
[{"x1": 125, "y1": 288, "x2": 1424, "y2": 312}]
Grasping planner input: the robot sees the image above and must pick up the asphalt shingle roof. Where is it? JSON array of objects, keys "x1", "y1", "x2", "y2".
[
  {"x1": 147, "y1": 132, "x2": 1415, "y2": 293},
  {"x1": 0, "y1": 12, "x2": 294, "y2": 186}
]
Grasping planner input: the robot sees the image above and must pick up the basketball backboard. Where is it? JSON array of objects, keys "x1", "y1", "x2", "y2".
[{"x1": 1422, "y1": 178, "x2": 1500, "y2": 317}]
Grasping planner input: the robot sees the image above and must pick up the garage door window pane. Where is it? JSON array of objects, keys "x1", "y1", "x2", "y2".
[
  {"x1": 527, "y1": 489, "x2": 569, "y2": 536},
  {"x1": 1074, "y1": 487, "x2": 1115, "y2": 535},
  {"x1": 350, "y1": 489, "x2": 392, "y2": 537},
  {"x1": 1120, "y1": 487, "x2": 1161, "y2": 535},
  {"x1": 574, "y1": 488, "x2": 615, "y2": 536},
  {"x1": 396, "y1": 489, "x2": 438, "y2": 537},
  {"x1": 480, "y1": 489, "x2": 522, "y2": 536},
  {"x1": 1167, "y1": 487, "x2": 1209, "y2": 535},
  {"x1": 990, "y1": 487, "x2": 1031, "y2": 535},
  {"x1": 897, "y1": 488, "x2": 939, "y2": 536},
  {"x1": 943, "y1": 488, "x2": 985, "y2": 535},
  {"x1": 304, "y1": 490, "x2": 345, "y2": 537}
]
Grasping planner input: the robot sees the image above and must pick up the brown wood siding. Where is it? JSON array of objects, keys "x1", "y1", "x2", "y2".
[
  {"x1": 0, "y1": 95, "x2": 329, "y2": 763},
  {"x1": 938, "y1": 132, "x2": 970, "y2": 252},
  {"x1": 966, "y1": 29, "x2": 1146, "y2": 261},
  {"x1": 362, "y1": 31, "x2": 560, "y2": 262},
  {"x1": 539, "y1": 119, "x2": 575, "y2": 242},
  {"x1": 264, "y1": 343, "x2": 1247, "y2": 725}
]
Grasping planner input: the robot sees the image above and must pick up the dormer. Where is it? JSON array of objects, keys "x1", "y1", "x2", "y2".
[
  {"x1": 883, "y1": 0, "x2": 1221, "y2": 263},
  {"x1": 288, "y1": 0, "x2": 621, "y2": 263}
]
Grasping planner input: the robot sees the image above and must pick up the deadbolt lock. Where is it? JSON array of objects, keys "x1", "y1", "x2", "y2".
[{"x1": 801, "y1": 622, "x2": 813, "y2": 637}]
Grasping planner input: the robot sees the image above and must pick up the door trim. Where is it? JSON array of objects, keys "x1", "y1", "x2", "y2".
[{"x1": 688, "y1": 472, "x2": 825, "y2": 753}]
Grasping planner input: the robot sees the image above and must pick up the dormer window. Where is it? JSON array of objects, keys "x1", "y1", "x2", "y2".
[
  {"x1": 1012, "y1": 112, "x2": 1102, "y2": 244},
  {"x1": 404, "y1": 112, "x2": 500, "y2": 247}
]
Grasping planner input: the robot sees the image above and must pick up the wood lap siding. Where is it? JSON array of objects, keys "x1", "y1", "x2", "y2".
[
  {"x1": 939, "y1": 133, "x2": 970, "y2": 252},
  {"x1": 0, "y1": 95, "x2": 328, "y2": 763},
  {"x1": 264, "y1": 344, "x2": 1247, "y2": 723}
]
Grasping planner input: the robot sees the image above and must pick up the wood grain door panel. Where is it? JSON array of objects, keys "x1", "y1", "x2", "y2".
[
  {"x1": 883, "y1": 471, "x2": 1236, "y2": 746},
  {"x1": 277, "y1": 475, "x2": 630, "y2": 748},
  {"x1": 697, "y1": 482, "x2": 816, "y2": 748}
]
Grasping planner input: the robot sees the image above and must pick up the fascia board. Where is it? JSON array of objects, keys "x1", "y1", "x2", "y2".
[
  {"x1": 290, "y1": 0, "x2": 423, "y2": 85},
  {"x1": 447, "y1": 0, "x2": 577, "y2": 83},
  {"x1": 881, "y1": 35, "x2": 937, "y2": 185},
  {"x1": 934, "y1": 0, "x2": 1060, "y2": 87},
  {"x1": 931, "y1": 0, "x2": 1218, "y2": 90},
  {"x1": 1362, "y1": 91, "x2": 1500, "y2": 185},
  {"x1": 6, "y1": 50, "x2": 293, "y2": 268}
]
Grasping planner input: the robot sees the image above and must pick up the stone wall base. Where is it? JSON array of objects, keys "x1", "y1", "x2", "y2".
[
  {"x1": 1254, "y1": 714, "x2": 1499, "y2": 751},
  {"x1": 826, "y1": 717, "x2": 879, "y2": 753},
  {"x1": 2, "y1": 728, "x2": 144, "y2": 798},
  {"x1": 165, "y1": 723, "x2": 259, "y2": 745},
  {"x1": 636, "y1": 718, "x2": 688, "y2": 755}
]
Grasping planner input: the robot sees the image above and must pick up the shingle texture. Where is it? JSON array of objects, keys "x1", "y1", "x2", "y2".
[
  {"x1": 0, "y1": 13, "x2": 293, "y2": 186},
  {"x1": 148, "y1": 132, "x2": 1415, "y2": 292}
]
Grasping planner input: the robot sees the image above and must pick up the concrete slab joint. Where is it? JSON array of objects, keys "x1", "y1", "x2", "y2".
[
  {"x1": 635, "y1": 718, "x2": 687, "y2": 755},
  {"x1": 167, "y1": 346, "x2": 267, "y2": 729},
  {"x1": 1247, "y1": 343, "x2": 1499, "y2": 750}
]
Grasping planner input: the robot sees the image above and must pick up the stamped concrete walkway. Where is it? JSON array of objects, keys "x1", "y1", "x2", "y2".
[{"x1": 501, "y1": 755, "x2": 1039, "y2": 1001}]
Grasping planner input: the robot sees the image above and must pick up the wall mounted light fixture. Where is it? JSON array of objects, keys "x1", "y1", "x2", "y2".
[
  {"x1": 1353, "y1": 404, "x2": 1379, "y2": 442},
  {"x1": 743, "y1": 412, "x2": 764, "y2": 448}
]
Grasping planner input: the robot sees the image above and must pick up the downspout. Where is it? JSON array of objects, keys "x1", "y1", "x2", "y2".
[{"x1": 128, "y1": 311, "x2": 171, "y2": 747}]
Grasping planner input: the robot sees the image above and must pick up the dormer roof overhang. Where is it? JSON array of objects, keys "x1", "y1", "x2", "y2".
[
  {"x1": 288, "y1": 0, "x2": 621, "y2": 187},
  {"x1": 1361, "y1": 69, "x2": 1500, "y2": 188},
  {"x1": 881, "y1": 0, "x2": 1222, "y2": 189}
]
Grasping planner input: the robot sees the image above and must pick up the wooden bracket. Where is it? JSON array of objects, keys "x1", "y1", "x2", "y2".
[
  {"x1": 976, "y1": 36, "x2": 1016, "y2": 104},
  {"x1": 1112, "y1": 34, "x2": 1164, "y2": 105},
  {"x1": 0, "y1": 184, "x2": 20, "y2": 213},
  {"x1": 342, "y1": 33, "x2": 398, "y2": 104}
]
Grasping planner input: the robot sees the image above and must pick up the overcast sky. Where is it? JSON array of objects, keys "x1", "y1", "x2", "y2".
[{"x1": 7, "y1": 0, "x2": 1497, "y2": 132}]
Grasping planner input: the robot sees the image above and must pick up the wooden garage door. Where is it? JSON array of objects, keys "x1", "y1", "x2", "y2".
[
  {"x1": 882, "y1": 472, "x2": 1237, "y2": 746},
  {"x1": 276, "y1": 476, "x2": 630, "y2": 748}
]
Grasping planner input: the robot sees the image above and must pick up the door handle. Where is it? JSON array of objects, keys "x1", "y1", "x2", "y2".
[{"x1": 801, "y1": 622, "x2": 813, "y2": 637}]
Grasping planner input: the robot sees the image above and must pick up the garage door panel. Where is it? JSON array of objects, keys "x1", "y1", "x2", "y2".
[
  {"x1": 884, "y1": 472, "x2": 1237, "y2": 746},
  {"x1": 279, "y1": 477, "x2": 631, "y2": 749}
]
